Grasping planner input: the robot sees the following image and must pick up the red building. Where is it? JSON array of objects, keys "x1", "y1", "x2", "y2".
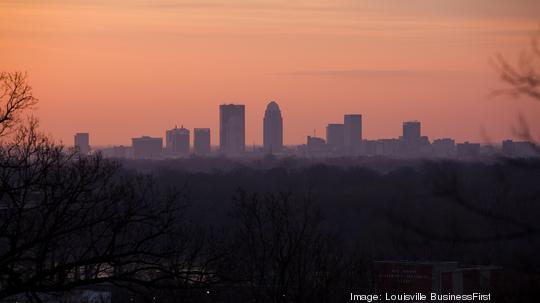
[{"x1": 375, "y1": 261, "x2": 500, "y2": 294}]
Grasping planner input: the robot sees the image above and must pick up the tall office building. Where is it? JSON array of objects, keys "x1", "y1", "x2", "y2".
[
  {"x1": 194, "y1": 128, "x2": 211, "y2": 154},
  {"x1": 166, "y1": 126, "x2": 190, "y2": 154},
  {"x1": 326, "y1": 123, "x2": 344, "y2": 147},
  {"x1": 74, "y1": 132, "x2": 90, "y2": 155},
  {"x1": 263, "y1": 101, "x2": 283, "y2": 153},
  {"x1": 344, "y1": 114, "x2": 362, "y2": 147},
  {"x1": 220, "y1": 104, "x2": 245, "y2": 154},
  {"x1": 132, "y1": 136, "x2": 163, "y2": 159},
  {"x1": 402, "y1": 121, "x2": 421, "y2": 143}
]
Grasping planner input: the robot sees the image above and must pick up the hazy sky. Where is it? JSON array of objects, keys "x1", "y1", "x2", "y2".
[{"x1": 1, "y1": 0, "x2": 539, "y2": 146}]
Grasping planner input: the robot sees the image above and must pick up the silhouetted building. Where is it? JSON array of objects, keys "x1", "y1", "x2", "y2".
[
  {"x1": 306, "y1": 136, "x2": 326, "y2": 150},
  {"x1": 362, "y1": 140, "x2": 377, "y2": 155},
  {"x1": 220, "y1": 104, "x2": 245, "y2": 154},
  {"x1": 263, "y1": 101, "x2": 283, "y2": 153},
  {"x1": 375, "y1": 139, "x2": 400, "y2": 156},
  {"x1": 419, "y1": 136, "x2": 430, "y2": 145},
  {"x1": 401, "y1": 121, "x2": 422, "y2": 154},
  {"x1": 326, "y1": 124, "x2": 344, "y2": 147},
  {"x1": 502, "y1": 140, "x2": 537, "y2": 158},
  {"x1": 194, "y1": 128, "x2": 211, "y2": 154},
  {"x1": 432, "y1": 138, "x2": 456, "y2": 157},
  {"x1": 344, "y1": 114, "x2": 362, "y2": 149},
  {"x1": 74, "y1": 133, "x2": 90, "y2": 155},
  {"x1": 457, "y1": 142, "x2": 480, "y2": 158},
  {"x1": 166, "y1": 126, "x2": 190, "y2": 155},
  {"x1": 403, "y1": 121, "x2": 421, "y2": 143},
  {"x1": 502, "y1": 140, "x2": 513, "y2": 156},
  {"x1": 480, "y1": 145, "x2": 498, "y2": 157},
  {"x1": 132, "y1": 136, "x2": 162, "y2": 159},
  {"x1": 112, "y1": 145, "x2": 129, "y2": 158},
  {"x1": 98, "y1": 145, "x2": 131, "y2": 158}
]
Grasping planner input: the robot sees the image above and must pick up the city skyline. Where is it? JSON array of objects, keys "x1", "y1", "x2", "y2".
[
  {"x1": 78, "y1": 101, "x2": 537, "y2": 160},
  {"x1": 2, "y1": 1, "x2": 540, "y2": 301},
  {"x1": 77, "y1": 100, "x2": 536, "y2": 149},
  {"x1": 2, "y1": 0, "x2": 540, "y2": 146}
]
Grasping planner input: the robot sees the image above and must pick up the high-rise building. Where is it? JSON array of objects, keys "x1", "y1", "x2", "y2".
[
  {"x1": 263, "y1": 101, "x2": 283, "y2": 153},
  {"x1": 132, "y1": 136, "x2": 163, "y2": 159},
  {"x1": 220, "y1": 104, "x2": 245, "y2": 154},
  {"x1": 326, "y1": 123, "x2": 344, "y2": 147},
  {"x1": 74, "y1": 132, "x2": 90, "y2": 155},
  {"x1": 344, "y1": 114, "x2": 362, "y2": 148},
  {"x1": 402, "y1": 121, "x2": 421, "y2": 143},
  {"x1": 401, "y1": 121, "x2": 422, "y2": 155},
  {"x1": 194, "y1": 128, "x2": 211, "y2": 154},
  {"x1": 166, "y1": 126, "x2": 190, "y2": 154}
]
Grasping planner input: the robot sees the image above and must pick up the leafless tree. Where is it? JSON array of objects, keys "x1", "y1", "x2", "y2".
[
  {"x1": 384, "y1": 163, "x2": 540, "y2": 244},
  {"x1": 376, "y1": 27, "x2": 540, "y2": 301},
  {"x1": 492, "y1": 24, "x2": 540, "y2": 146},
  {"x1": 385, "y1": 24, "x2": 540, "y2": 245},
  {"x1": 0, "y1": 72, "x2": 38, "y2": 138},
  {"x1": 0, "y1": 72, "x2": 219, "y2": 302},
  {"x1": 230, "y1": 191, "x2": 342, "y2": 303},
  {"x1": 492, "y1": 24, "x2": 540, "y2": 101}
]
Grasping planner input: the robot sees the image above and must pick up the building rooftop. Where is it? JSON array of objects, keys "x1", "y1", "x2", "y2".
[{"x1": 266, "y1": 101, "x2": 280, "y2": 112}]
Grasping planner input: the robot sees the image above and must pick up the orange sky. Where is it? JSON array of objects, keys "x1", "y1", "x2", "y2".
[{"x1": 1, "y1": 0, "x2": 540, "y2": 146}]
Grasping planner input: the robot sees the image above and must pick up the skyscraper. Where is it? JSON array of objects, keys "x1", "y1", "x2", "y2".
[
  {"x1": 344, "y1": 114, "x2": 362, "y2": 148},
  {"x1": 263, "y1": 101, "x2": 283, "y2": 153},
  {"x1": 166, "y1": 126, "x2": 190, "y2": 154},
  {"x1": 326, "y1": 123, "x2": 344, "y2": 147},
  {"x1": 402, "y1": 121, "x2": 421, "y2": 144},
  {"x1": 401, "y1": 121, "x2": 422, "y2": 154},
  {"x1": 220, "y1": 104, "x2": 245, "y2": 154},
  {"x1": 194, "y1": 128, "x2": 211, "y2": 154},
  {"x1": 74, "y1": 132, "x2": 90, "y2": 155}
]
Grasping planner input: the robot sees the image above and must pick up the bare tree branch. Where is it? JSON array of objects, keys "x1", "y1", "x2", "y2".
[{"x1": 0, "y1": 72, "x2": 38, "y2": 137}]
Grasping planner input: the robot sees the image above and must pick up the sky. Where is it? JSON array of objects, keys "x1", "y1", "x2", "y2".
[{"x1": 1, "y1": 0, "x2": 540, "y2": 146}]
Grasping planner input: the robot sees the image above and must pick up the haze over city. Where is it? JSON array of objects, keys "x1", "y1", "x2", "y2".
[{"x1": 2, "y1": 0, "x2": 540, "y2": 146}]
